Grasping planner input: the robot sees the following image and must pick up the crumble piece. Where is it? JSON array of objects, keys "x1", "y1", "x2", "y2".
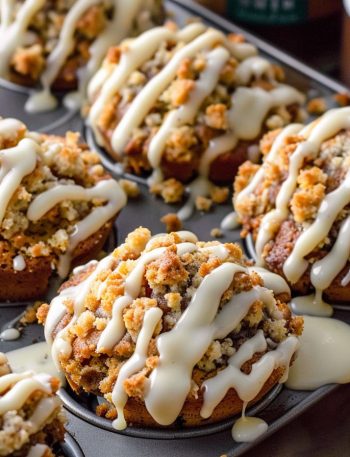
[
  {"x1": 210, "y1": 228, "x2": 223, "y2": 238},
  {"x1": 119, "y1": 179, "x2": 140, "y2": 198},
  {"x1": 160, "y1": 213, "x2": 182, "y2": 233},
  {"x1": 150, "y1": 178, "x2": 185, "y2": 203},
  {"x1": 307, "y1": 97, "x2": 327, "y2": 115},
  {"x1": 195, "y1": 196, "x2": 212, "y2": 212}
]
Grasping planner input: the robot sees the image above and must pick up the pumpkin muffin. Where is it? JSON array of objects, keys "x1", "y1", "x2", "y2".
[
  {"x1": 234, "y1": 107, "x2": 350, "y2": 309},
  {"x1": 0, "y1": 117, "x2": 126, "y2": 301},
  {"x1": 87, "y1": 22, "x2": 305, "y2": 201},
  {"x1": 38, "y1": 227, "x2": 302, "y2": 429},
  {"x1": 0, "y1": 0, "x2": 164, "y2": 110}
]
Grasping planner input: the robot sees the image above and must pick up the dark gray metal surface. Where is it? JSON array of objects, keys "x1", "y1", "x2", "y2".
[
  {"x1": 0, "y1": 1, "x2": 349, "y2": 456},
  {"x1": 59, "y1": 433, "x2": 85, "y2": 457}
]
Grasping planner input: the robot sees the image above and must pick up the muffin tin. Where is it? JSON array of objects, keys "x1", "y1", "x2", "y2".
[
  {"x1": 1, "y1": 1, "x2": 350, "y2": 456},
  {"x1": 57, "y1": 433, "x2": 85, "y2": 457}
]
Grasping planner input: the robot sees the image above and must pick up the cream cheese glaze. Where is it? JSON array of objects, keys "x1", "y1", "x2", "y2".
[
  {"x1": 26, "y1": 444, "x2": 51, "y2": 457},
  {"x1": 5, "y1": 342, "x2": 64, "y2": 382},
  {"x1": 44, "y1": 229, "x2": 301, "y2": 432},
  {"x1": 286, "y1": 315, "x2": 350, "y2": 390},
  {"x1": 235, "y1": 107, "x2": 350, "y2": 316},
  {"x1": 88, "y1": 23, "x2": 305, "y2": 220},
  {"x1": 0, "y1": 0, "x2": 161, "y2": 112}
]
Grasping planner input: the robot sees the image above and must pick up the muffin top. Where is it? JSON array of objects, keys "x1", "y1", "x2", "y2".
[
  {"x1": 39, "y1": 227, "x2": 302, "y2": 429},
  {"x1": 0, "y1": 353, "x2": 64, "y2": 457},
  {"x1": 87, "y1": 22, "x2": 305, "y2": 184},
  {"x1": 234, "y1": 107, "x2": 350, "y2": 300},
  {"x1": 0, "y1": 0, "x2": 164, "y2": 111},
  {"x1": 0, "y1": 117, "x2": 126, "y2": 278}
]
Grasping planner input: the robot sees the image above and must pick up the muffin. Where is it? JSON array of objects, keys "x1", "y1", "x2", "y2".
[
  {"x1": 38, "y1": 227, "x2": 302, "y2": 429},
  {"x1": 87, "y1": 22, "x2": 305, "y2": 196},
  {"x1": 234, "y1": 107, "x2": 350, "y2": 310},
  {"x1": 0, "y1": 117, "x2": 126, "y2": 301},
  {"x1": 0, "y1": 353, "x2": 65, "y2": 457},
  {"x1": 0, "y1": 0, "x2": 164, "y2": 111}
]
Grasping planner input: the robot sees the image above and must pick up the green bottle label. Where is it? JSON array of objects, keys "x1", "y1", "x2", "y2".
[{"x1": 228, "y1": 0, "x2": 308, "y2": 25}]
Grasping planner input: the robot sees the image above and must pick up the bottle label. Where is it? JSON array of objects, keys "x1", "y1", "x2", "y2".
[{"x1": 228, "y1": 0, "x2": 308, "y2": 25}]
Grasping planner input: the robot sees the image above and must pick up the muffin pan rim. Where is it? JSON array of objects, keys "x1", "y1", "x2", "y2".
[
  {"x1": 59, "y1": 432, "x2": 86, "y2": 457},
  {"x1": 58, "y1": 384, "x2": 283, "y2": 440}
]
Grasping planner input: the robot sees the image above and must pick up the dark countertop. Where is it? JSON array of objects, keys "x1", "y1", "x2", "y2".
[{"x1": 245, "y1": 385, "x2": 350, "y2": 457}]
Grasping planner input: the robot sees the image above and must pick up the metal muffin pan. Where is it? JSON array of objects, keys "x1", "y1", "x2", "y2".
[
  {"x1": 0, "y1": 0, "x2": 350, "y2": 456},
  {"x1": 58, "y1": 383, "x2": 282, "y2": 440},
  {"x1": 58, "y1": 433, "x2": 85, "y2": 457}
]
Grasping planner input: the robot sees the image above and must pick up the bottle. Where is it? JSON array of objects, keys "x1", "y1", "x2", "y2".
[{"x1": 195, "y1": 0, "x2": 342, "y2": 76}]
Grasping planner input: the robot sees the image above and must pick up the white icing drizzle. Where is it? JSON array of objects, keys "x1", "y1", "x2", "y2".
[
  {"x1": 0, "y1": 137, "x2": 38, "y2": 224},
  {"x1": 0, "y1": 118, "x2": 126, "y2": 279},
  {"x1": 13, "y1": 254, "x2": 26, "y2": 271},
  {"x1": 341, "y1": 268, "x2": 350, "y2": 286},
  {"x1": 0, "y1": 371, "x2": 52, "y2": 414},
  {"x1": 237, "y1": 108, "x2": 350, "y2": 315},
  {"x1": 232, "y1": 413, "x2": 268, "y2": 443},
  {"x1": 201, "y1": 330, "x2": 298, "y2": 418},
  {"x1": 234, "y1": 123, "x2": 303, "y2": 211},
  {"x1": 177, "y1": 176, "x2": 212, "y2": 221},
  {"x1": 286, "y1": 315, "x2": 350, "y2": 390},
  {"x1": 0, "y1": 0, "x2": 45, "y2": 76},
  {"x1": 89, "y1": 23, "x2": 207, "y2": 143},
  {"x1": 112, "y1": 307, "x2": 163, "y2": 430},
  {"x1": 26, "y1": 444, "x2": 50, "y2": 457},
  {"x1": 199, "y1": 132, "x2": 237, "y2": 178},
  {"x1": 0, "y1": 0, "x2": 15, "y2": 30},
  {"x1": 65, "y1": 0, "x2": 144, "y2": 110},
  {"x1": 290, "y1": 292, "x2": 332, "y2": 317},
  {"x1": 229, "y1": 86, "x2": 304, "y2": 140},
  {"x1": 248, "y1": 266, "x2": 291, "y2": 297},
  {"x1": 45, "y1": 254, "x2": 115, "y2": 368},
  {"x1": 144, "y1": 262, "x2": 244, "y2": 425},
  {"x1": 0, "y1": 364, "x2": 60, "y2": 457},
  {"x1": 88, "y1": 24, "x2": 304, "y2": 221},
  {"x1": 0, "y1": 0, "x2": 156, "y2": 112},
  {"x1": 0, "y1": 328, "x2": 20, "y2": 341},
  {"x1": 235, "y1": 56, "x2": 274, "y2": 85},
  {"x1": 111, "y1": 28, "x2": 226, "y2": 154},
  {"x1": 29, "y1": 396, "x2": 61, "y2": 433},
  {"x1": 284, "y1": 170, "x2": 350, "y2": 284},
  {"x1": 26, "y1": 0, "x2": 101, "y2": 112},
  {"x1": 148, "y1": 46, "x2": 230, "y2": 170},
  {"x1": 220, "y1": 211, "x2": 240, "y2": 231},
  {"x1": 97, "y1": 242, "x2": 197, "y2": 352},
  {"x1": 27, "y1": 179, "x2": 127, "y2": 277}
]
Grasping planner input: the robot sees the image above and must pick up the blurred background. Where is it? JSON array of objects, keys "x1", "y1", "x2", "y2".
[{"x1": 195, "y1": 0, "x2": 350, "y2": 86}]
